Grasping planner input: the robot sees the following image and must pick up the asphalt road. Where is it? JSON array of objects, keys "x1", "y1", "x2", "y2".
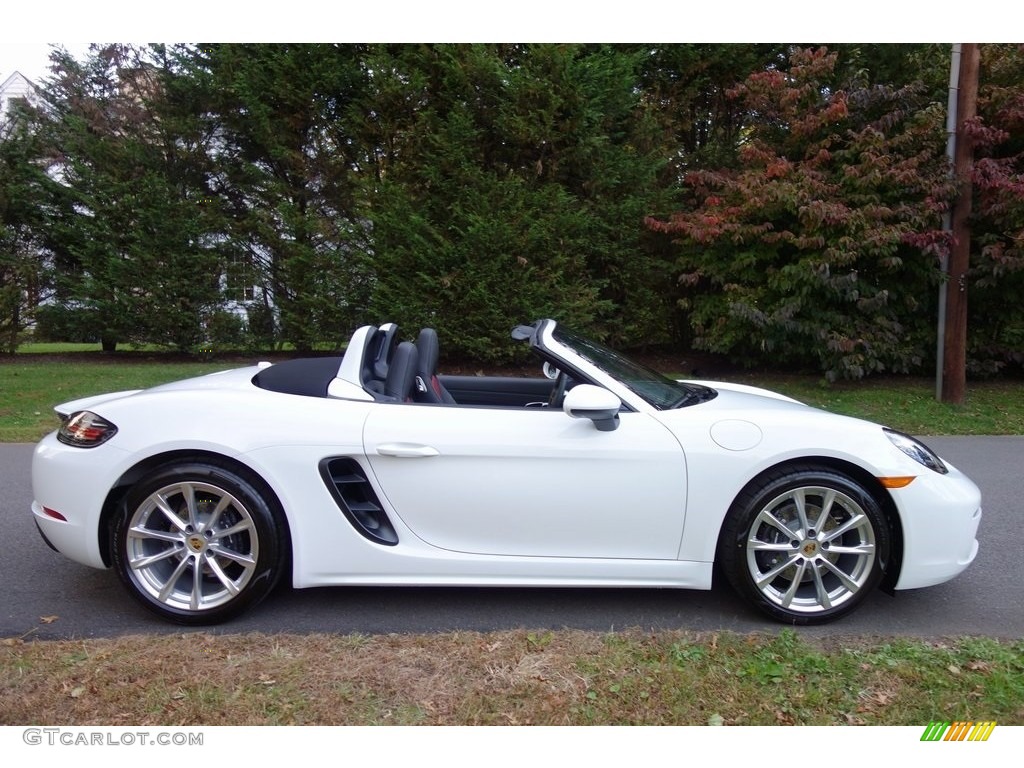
[{"x1": 2, "y1": 437, "x2": 1022, "y2": 640}]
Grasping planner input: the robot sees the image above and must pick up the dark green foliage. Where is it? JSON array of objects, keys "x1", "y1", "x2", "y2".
[
  {"x1": 828, "y1": 44, "x2": 950, "y2": 97},
  {"x1": 36, "y1": 45, "x2": 222, "y2": 352},
  {"x1": 0, "y1": 99, "x2": 51, "y2": 353},
  {"x1": 966, "y1": 44, "x2": 1024, "y2": 374},
  {"x1": 4, "y1": 43, "x2": 1022, "y2": 376},
  {"x1": 361, "y1": 44, "x2": 674, "y2": 360},
  {"x1": 637, "y1": 43, "x2": 792, "y2": 172},
  {"x1": 648, "y1": 48, "x2": 955, "y2": 380},
  {"x1": 190, "y1": 43, "x2": 373, "y2": 352},
  {"x1": 32, "y1": 304, "x2": 101, "y2": 343}
]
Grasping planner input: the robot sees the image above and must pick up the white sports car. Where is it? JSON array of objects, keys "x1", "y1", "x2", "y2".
[{"x1": 31, "y1": 319, "x2": 982, "y2": 625}]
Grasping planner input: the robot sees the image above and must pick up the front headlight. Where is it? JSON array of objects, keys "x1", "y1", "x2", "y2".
[{"x1": 883, "y1": 428, "x2": 948, "y2": 474}]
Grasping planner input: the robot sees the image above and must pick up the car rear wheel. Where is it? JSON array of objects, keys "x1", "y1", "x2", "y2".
[
  {"x1": 111, "y1": 461, "x2": 285, "y2": 625},
  {"x1": 720, "y1": 465, "x2": 889, "y2": 624}
]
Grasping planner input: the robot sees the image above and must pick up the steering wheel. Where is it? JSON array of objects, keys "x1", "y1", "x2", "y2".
[{"x1": 548, "y1": 370, "x2": 568, "y2": 409}]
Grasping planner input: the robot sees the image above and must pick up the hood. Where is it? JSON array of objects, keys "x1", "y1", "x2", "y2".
[
  {"x1": 683, "y1": 379, "x2": 805, "y2": 406},
  {"x1": 658, "y1": 377, "x2": 887, "y2": 451}
]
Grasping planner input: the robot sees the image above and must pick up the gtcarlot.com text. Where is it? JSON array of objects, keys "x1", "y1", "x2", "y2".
[{"x1": 23, "y1": 728, "x2": 203, "y2": 747}]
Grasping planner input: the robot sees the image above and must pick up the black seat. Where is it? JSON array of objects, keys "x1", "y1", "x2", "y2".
[
  {"x1": 362, "y1": 323, "x2": 400, "y2": 396},
  {"x1": 371, "y1": 323, "x2": 400, "y2": 379},
  {"x1": 383, "y1": 341, "x2": 418, "y2": 402},
  {"x1": 413, "y1": 328, "x2": 456, "y2": 404}
]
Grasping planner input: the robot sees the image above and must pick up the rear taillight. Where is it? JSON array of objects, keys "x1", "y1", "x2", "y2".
[{"x1": 57, "y1": 411, "x2": 118, "y2": 448}]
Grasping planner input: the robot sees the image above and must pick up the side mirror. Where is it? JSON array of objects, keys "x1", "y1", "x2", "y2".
[{"x1": 562, "y1": 384, "x2": 621, "y2": 432}]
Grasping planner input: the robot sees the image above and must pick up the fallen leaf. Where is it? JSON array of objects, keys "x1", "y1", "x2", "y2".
[
  {"x1": 70, "y1": 686, "x2": 85, "y2": 698},
  {"x1": 39, "y1": 616, "x2": 59, "y2": 624},
  {"x1": 708, "y1": 713, "x2": 725, "y2": 726}
]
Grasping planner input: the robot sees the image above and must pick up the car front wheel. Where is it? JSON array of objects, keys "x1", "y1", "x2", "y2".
[
  {"x1": 720, "y1": 465, "x2": 889, "y2": 624},
  {"x1": 111, "y1": 461, "x2": 285, "y2": 625}
]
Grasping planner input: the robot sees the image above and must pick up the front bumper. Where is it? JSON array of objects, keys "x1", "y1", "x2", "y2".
[{"x1": 891, "y1": 461, "x2": 982, "y2": 590}]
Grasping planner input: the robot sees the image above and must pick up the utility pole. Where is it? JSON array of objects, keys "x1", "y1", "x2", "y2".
[
  {"x1": 935, "y1": 45, "x2": 960, "y2": 400},
  {"x1": 941, "y1": 43, "x2": 980, "y2": 405}
]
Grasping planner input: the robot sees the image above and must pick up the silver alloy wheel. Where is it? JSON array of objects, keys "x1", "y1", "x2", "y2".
[
  {"x1": 125, "y1": 481, "x2": 260, "y2": 613},
  {"x1": 745, "y1": 485, "x2": 876, "y2": 614}
]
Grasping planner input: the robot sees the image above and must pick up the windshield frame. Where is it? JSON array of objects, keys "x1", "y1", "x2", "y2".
[{"x1": 532, "y1": 320, "x2": 715, "y2": 411}]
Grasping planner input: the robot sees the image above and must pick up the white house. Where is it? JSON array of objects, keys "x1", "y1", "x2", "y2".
[{"x1": 0, "y1": 70, "x2": 40, "y2": 124}]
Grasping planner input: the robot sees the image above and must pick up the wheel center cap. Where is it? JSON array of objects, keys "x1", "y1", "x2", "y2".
[
  {"x1": 801, "y1": 540, "x2": 819, "y2": 557},
  {"x1": 186, "y1": 535, "x2": 206, "y2": 552}
]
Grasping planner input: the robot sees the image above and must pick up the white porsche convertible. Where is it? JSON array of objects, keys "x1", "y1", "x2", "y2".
[{"x1": 31, "y1": 319, "x2": 982, "y2": 625}]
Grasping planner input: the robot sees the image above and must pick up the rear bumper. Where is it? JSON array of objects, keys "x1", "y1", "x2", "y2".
[
  {"x1": 33, "y1": 518, "x2": 60, "y2": 553},
  {"x1": 31, "y1": 433, "x2": 129, "y2": 570}
]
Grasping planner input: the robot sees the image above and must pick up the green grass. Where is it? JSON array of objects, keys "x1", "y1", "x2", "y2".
[
  {"x1": 16, "y1": 342, "x2": 105, "y2": 353},
  {"x1": 15, "y1": 342, "x2": 174, "y2": 353}
]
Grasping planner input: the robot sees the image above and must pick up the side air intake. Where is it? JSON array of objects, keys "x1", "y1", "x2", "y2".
[{"x1": 318, "y1": 458, "x2": 399, "y2": 546}]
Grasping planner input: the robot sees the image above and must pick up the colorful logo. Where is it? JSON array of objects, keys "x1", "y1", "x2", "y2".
[{"x1": 920, "y1": 721, "x2": 996, "y2": 741}]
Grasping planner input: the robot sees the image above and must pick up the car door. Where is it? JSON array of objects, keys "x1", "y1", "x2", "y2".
[{"x1": 362, "y1": 402, "x2": 687, "y2": 560}]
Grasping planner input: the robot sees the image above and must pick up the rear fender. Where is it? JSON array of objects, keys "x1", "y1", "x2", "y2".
[{"x1": 55, "y1": 391, "x2": 142, "y2": 418}]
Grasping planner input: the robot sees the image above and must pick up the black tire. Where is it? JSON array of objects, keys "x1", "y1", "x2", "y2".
[
  {"x1": 719, "y1": 465, "x2": 889, "y2": 625},
  {"x1": 110, "y1": 461, "x2": 286, "y2": 625}
]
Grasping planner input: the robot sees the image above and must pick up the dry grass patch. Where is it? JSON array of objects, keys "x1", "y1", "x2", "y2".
[{"x1": 2, "y1": 630, "x2": 1022, "y2": 726}]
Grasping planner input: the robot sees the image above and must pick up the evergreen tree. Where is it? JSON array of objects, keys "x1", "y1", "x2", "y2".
[
  {"x1": 39, "y1": 44, "x2": 222, "y2": 351},
  {"x1": 0, "y1": 99, "x2": 51, "y2": 353},
  {"x1": 360, "y1": 44, "x2": 675, "y2": 360},
  {"x1": 13, "y1": 42, "x2": 1020, "y2": 372},
  {"x1": 187, "y1": 43, "x2": 372, "y2": 351}
]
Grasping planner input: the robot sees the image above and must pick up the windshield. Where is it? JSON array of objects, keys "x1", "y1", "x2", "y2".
[{"x1": 552, "y1": 326, "x2": 715, "y2": 409}]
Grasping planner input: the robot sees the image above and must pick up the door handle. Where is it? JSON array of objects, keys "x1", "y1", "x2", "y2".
[{"x1": 375, "y1": 443, "x2": 440, "y2": 458}]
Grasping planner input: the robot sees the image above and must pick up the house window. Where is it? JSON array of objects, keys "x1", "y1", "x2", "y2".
[{"x1": 225, "y1": 255, "x2": 258, "y2": 302}]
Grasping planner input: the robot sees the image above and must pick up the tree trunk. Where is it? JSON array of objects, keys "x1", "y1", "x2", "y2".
[{"x1": 101, "y1": 333, "x2": 118, "y2": 352}]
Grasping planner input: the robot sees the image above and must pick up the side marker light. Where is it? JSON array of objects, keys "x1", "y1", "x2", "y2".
[{"x1": 878, "y1": 476, "x2": 916, "y2": 489}]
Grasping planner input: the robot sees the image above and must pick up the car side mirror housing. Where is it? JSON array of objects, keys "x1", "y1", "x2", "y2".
[{"x1": 562, "y1": 384, "x2": 621, "y2": 432}]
